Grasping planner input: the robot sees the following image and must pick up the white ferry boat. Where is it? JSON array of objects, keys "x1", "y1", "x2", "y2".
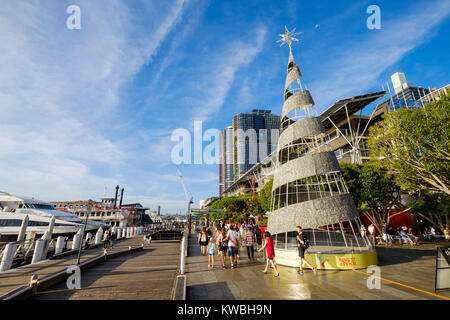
[{"x1": 0, "y1": 191, "x2": 105, "y2": 242}]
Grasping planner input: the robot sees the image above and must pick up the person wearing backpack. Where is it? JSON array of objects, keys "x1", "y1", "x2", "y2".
[
  {"x1": 296, "y1": 226, "x2": 316, "y2": 275},
  {"x1": 198, "y1": 227, "x2": 209, "y2": 256}
]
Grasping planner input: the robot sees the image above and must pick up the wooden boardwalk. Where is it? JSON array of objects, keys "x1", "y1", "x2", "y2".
[
  {"x1": 185, "y1": 234, "x2": 450, "y2": 300},
  {"x1": 0, "y1": 239, "x2": 121, "y2": 298},
  {"x1": 32, "y1": 239, "x2": 180, "y2": 300}
]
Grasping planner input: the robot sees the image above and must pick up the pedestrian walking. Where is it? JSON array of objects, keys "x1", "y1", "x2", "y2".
[
  {"x1": 235, "y1": 226, "x2": 241, "y2": 265},
  {"x1": 216, "y1": 227, "x2": 228, "y2": 269},
  {"x1": 103, "y1": 231, "x2": 111, "y2": 250},
  {"x1": 208, "y1": 237, "x2": 216, "y2": 269},
  {"x1": 245, "y1": 227, "x2": 256, "y2": 262},
  {"x1": 258, "y1": 232, "x2": 279, "y2": 277},
  {"x1": 110, "y1": 232, "x2": 117, "y2": 248},
  {"x1": 296, "y1": 226, "x2": 316, "y2": 275},
  {"x1": 383, "y1": 222, "x2": 392, "y2": 246},
  {"x1": 224, "y1": 225, "x2": 238, "y2": 269},
  {"x1": 255, "y1": 226, "x2": 263, "y2": 249},
  {"x1": 198, "y1": 227, "x2": 209, "y2": 256}
]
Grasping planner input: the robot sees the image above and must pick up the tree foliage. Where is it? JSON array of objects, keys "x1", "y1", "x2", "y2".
[
  {"x1": 209, "y1": 195, "x2": 264, "y2": 223},
  {"x1": 340, "y1": 162, "x2": 401, "y2": 234},
  {"x1": 367, "y1": 94, "x2": 450, "y2": 195},
  {"x1": 259, "y1": 179, "x2": 273, "y2": 212},
  {"x1": 208, "y1": 180, "x2": 275, "y2": 224},
  {"x1": 409, "y1": 193, "x2": 449, "y2": 238}
]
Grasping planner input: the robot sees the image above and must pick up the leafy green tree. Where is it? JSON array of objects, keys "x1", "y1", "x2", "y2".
[
  {"x1": 340, "y1": 163, "x2": 402, "y2": 234},
  {"x1": 409, "y1": 193, "x2": 450, "y2": 239},
  {"x1": 367, "y1": 94, "x2": 450, "y2": 195},
  {"x1": 259, "y1": 179, "x2": 273, "y2": 212},
  {"x1": 208, "y1": 194, "x2": 266, "y2": 224}
]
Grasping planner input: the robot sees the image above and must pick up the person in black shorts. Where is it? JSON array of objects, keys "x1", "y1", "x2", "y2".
[
  {"x1": 216, "y1": 227, "x2": 228, "y2": 269},
  {"x1": 296, "y1": 226, "x2": 316, "y2": 275},
  {"x1": 255, "y1": 226, "x2": 262, "y2": 249},
  {"x1": 198, "y1": 227, "x2": 209, "y2": 255}
]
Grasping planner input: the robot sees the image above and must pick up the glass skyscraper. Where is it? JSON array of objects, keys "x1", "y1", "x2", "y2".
[{"x1": 219, "y1": 109, "x2": 280, "y2": 196}]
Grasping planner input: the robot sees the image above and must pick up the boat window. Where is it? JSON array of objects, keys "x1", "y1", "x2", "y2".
[
  {"x1": 0, "y1": 219, "x2": 23, "y2": 226},
  {"x1": 32, "y1": 204, "x2": 55, "y2": 210},
  {"x1": 28, "y1": 220, "x2": 50, "y2": 226},
  {"x1": 18, "y1": 204, "x2": 23, "y2": 208}
]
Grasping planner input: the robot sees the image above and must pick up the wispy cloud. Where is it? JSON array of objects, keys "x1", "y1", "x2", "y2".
[
  {"x1": 190, "y1": 26, "x2": 268, "y2": 121},
  {"x1": 0, "y1": 1, "x2": 187, "y2": 200},
  {"x1": 309, "y1": 0, "x2": 450, "y2": 111},
  {"x1": 159, "y1": 170, "x2": 218, "y2": 184}
]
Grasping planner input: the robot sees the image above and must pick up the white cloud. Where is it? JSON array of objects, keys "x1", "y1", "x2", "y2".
[
  {"x1": 191, "y1": 27, "x2": 268, "y2": 121},
  {"x1": 0, "y1": 1, "x2": 187, "y2": 201},
  {"x1": 309, "y1": 0, "x2": 450, "y2": 111}
]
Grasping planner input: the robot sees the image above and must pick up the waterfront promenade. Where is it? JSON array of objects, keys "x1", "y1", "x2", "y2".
[
  {"x1": 185, "y1": 234, "x2": 450, "y2": 300},
  {"x1": 0, "y1": 235, "x2": 180, "y2": 300},
  {"x1": 33, "y1": 238, "x2": 179, "y2": 300}
]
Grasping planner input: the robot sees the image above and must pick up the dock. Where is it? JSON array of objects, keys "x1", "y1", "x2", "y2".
[{"x1": 1, "y1": 234, "x2": 181, "y2": 300}]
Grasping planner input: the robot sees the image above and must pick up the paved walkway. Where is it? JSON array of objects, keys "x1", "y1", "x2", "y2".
[
  {"x1": 32, "y1": 239, "x2": 180, "y2": 300},
  {"x1": 186, "y1": 234, "x2": 450, "y2": 300}
]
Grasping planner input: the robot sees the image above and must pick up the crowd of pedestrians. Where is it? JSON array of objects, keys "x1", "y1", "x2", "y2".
[{"x1": 196, "y1": 220, "x2": 317, "y2": 277}]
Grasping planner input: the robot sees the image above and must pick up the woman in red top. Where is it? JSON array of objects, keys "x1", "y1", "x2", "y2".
[{"x1": 258, "y1": 232, "x2": 279, "y2": 277}]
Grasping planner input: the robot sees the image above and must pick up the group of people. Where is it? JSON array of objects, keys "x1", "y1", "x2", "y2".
[
  {"x1": 363, "y1": 222, "x2": 434, "y2": 246},
  {"x1": 197, "y1": 221, "x2": 317, "y2": 277},
  {"x1": 102, "y1": 231, "x2": 117, "y2": 250},
  {"x1": 197, "y1": 221, "x2": 263, "y2": 270}
]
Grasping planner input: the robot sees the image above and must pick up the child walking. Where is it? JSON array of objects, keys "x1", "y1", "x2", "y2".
[{"x1": 208, "y1": 237, "x2": 216, "y2": 269}]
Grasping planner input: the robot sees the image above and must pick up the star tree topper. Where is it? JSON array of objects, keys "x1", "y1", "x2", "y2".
[{"x1": 277, "y1": 26, "x2": 301, "y2": 49}]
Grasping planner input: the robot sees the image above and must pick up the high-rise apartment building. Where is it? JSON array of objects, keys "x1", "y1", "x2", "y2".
[
  {"x1": 219, "y1": 109, "x2": 280, "y2": 196},
  {"x1": 219, "y1": 126, "x2": 234, "y2": 196}
]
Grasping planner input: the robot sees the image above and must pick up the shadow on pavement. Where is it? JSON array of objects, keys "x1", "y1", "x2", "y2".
[
  {"x1": 187, "y1": 282, "x2": 235, "y2": 300},
  {"x1": 376, "y1": 246, "x2": 436, "y2": 266}
]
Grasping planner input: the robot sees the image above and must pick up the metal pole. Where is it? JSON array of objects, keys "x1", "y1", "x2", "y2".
[
  {"x1": 77, "y1": 204, "x2": 91, "y2": 265},
  {"x1": 180, "y1": 235, "x2": 186, "y2": 275}
]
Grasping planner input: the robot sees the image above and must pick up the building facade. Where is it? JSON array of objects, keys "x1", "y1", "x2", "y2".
[{"x1": 219, "y1": 110, "x2": 280, "y2": 197}]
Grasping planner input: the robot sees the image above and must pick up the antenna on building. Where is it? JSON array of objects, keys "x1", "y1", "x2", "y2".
[{"x1": 103, "y1": 186, "x2": 107, "y2": 198}]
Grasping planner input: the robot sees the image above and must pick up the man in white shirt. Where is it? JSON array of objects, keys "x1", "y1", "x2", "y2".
[
  {"x1": 224, "y1": 225, "x2": 238, "y2": 268},
  {"x1": 239, "y1": 223, "x2": 246, "y2": 239}
]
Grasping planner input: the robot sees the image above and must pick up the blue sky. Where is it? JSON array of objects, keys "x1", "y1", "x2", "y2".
[{"x1": 0, "y1": 0, "x2": 449, "y2": 214}]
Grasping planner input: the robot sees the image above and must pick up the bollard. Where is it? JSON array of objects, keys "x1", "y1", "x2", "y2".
[
  {"x1": 72, "y1": 234, "x2": 81, "y2": 250},
  {"x1": 180, "y1": 236, "x2": 186, "y2": 275},
  {"x1": 95, "y1": 231, "x2": 103, "y2": 245},
  {"x1": 30, "y1": 274, "x2": 39, "y2": 293},
  {"x1": 32, "y1": 239, "x2": 46, "y2": 264},
  {"x1": 0, "y1": 243, "x2": 19, "y2": 272},
  {"x1": 55, "y1": 236, "x2": 66, "y2": 255}
]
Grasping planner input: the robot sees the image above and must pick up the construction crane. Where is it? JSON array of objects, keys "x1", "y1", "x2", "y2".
[{"x1": 176, "y1": 165, "x2": 194, "y2": 235}]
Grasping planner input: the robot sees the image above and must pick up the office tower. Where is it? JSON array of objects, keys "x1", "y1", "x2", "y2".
[
  {"x1": 232, "y1": 109, "x2": 280, "y2": 179},
  {"x1": 219, "y1": 126, "x2": 235, "y2": 196},
  {"x1": 219, "y1": 110, "x2": 280, "y2": 196}
]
